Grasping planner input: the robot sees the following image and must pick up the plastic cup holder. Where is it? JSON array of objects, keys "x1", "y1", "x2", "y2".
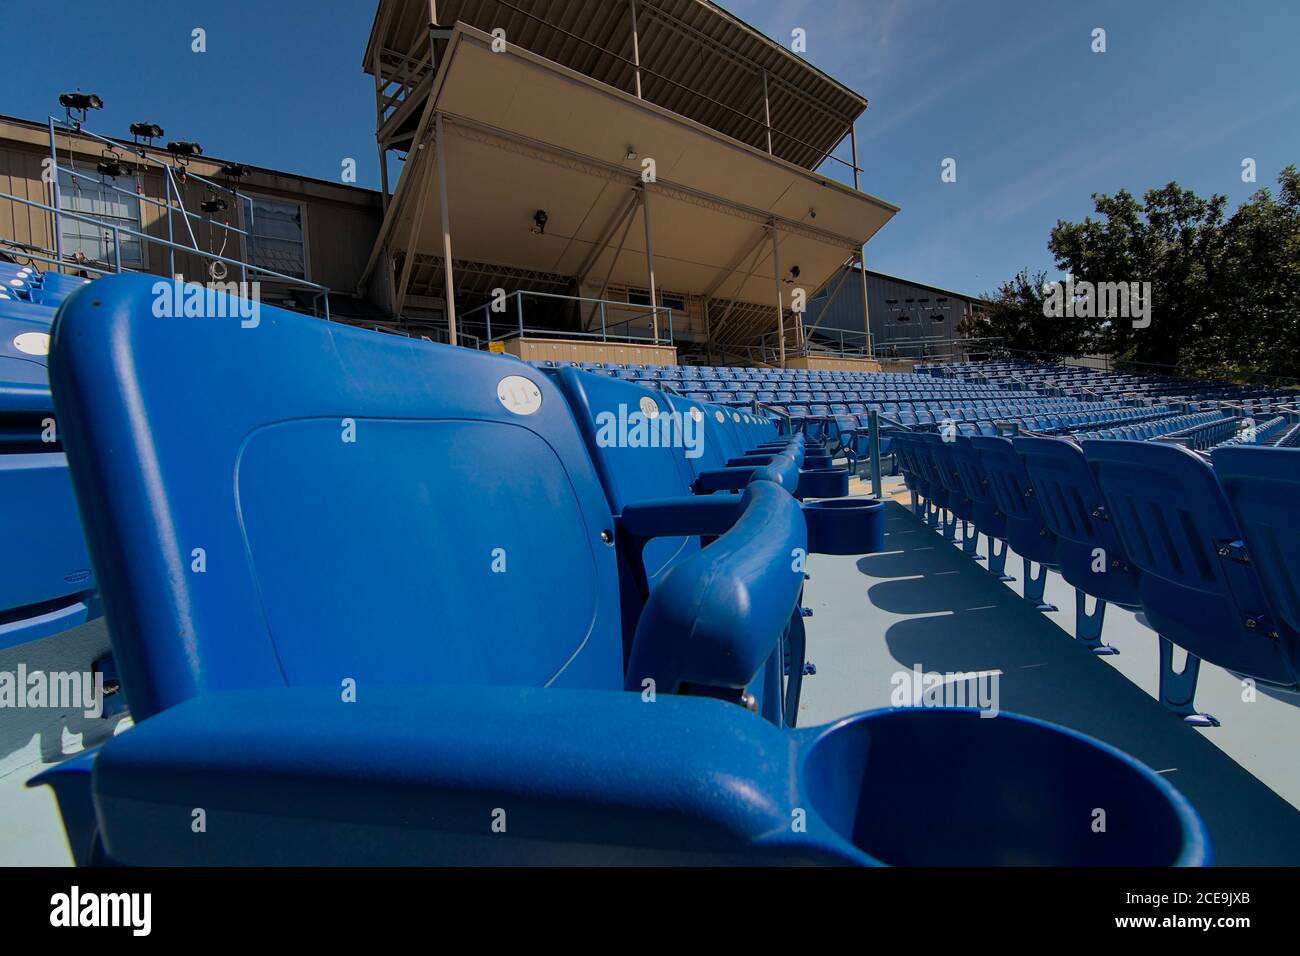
[
  {"x1": 798, "y1": 708, "x2": 1209, "y2": 866},
  {"x1": 803, "y1": 496, "x2": 885, "y2": 554},
  {"x1": 795, "y1": 468, "x2": 849, "y2": 500}
]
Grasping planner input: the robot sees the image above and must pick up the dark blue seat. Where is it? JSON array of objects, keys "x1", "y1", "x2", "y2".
[
  {"x1": 948, "y1": 436, "x2": 1014, "y2": 581},
  {"x1": 1014, "y1": 436, "x2": 1143, "y2": 655},
  {"x1": 969, "y1": 436, "x2": 1058, "y2": 610},
  {"x1": 1086, "y1": 440, "x2": 1299, "y2": 723},
  {"x1": 921, "y1": 434, "x2": 981, "y2": 555},
  {"x1": 1210, "y1": 446, "x2": 1300, "y2": 703}
]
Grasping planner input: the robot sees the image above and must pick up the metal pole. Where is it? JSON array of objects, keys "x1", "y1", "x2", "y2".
[
  {"x1": 517, "y1": 290, "x2": 524, "y2": 337},
  {"x1": 47, "y1": 117, "x2": 63, "y2": 273},
  {"x1": 486, "y1": 299, "x2": 492, "y2": 342},
  {"x1": 858, "y1": 251, "x2": 873, "y2": 359},
  {"x1": 599, "y1": 301, "x2": 606, "y2": 341},
  {"x1": 435, "y1": 112, "x2": 458, "y2": 346},
  {"x1": 641, "y1": 184, "x2": 658, "y2": 340},
  {"x1": 770, "y1": 223, "x2": 786, "y2": 367},
  {"x1": 628, "y1": 0, "x2": 642, "y2": 98},
  {"x1": 165, "y1": 166, "x2": 201, "y2": 252},
  {"x1": 850, "y1": 123, "x2": 860, "y2": 190},
  {"x1": 245, "y1": 186, "x2": 257, "y2": 271},
  {"x1": 761, "y1": 70, "x2": 773, "y2": 155},
  {"x1": 869, "y1": 410, "x2": 883, "y2": 499}
]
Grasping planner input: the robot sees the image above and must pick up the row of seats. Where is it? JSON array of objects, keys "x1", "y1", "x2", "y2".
[
  {"x1": 923, "y1": 360, "x2": 1294, "y2": 408},
  {"x1": 893, "y1": 430, "x2": 1300, "y2": 727},
  {"x1": 33, "y1": 274, "x2": 1207, "y2": 866},
  {"x1": 0, "y1": 262, "x2": 93, "y2": 308},
  {"x1": 1068, "y1": 409, "x2": 1230, "y2": 443},
  {"x1": 0, "y1": 265, "x2": 103, "y2": 649}
]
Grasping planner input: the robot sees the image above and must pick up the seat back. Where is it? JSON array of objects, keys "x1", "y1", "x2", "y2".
[
  {"x1": 52, "y1": 275, "x2": 626, "y2": 719},
  {"x1": 969, "y1": 435, "x2": 1058, "y2": 562},
  {"x1": 1085, "y1": 440, "x2": 1296, "y2": 687},
  {"x1": 1, "y1": 301, "x2": 98, "y2": 646},
  {"x1": 1212, "y1": 446, "x2": 1300, "y2": 649},
  {"x1": 1014, "y1": 436, "x2": 1142, "y2": 606}
]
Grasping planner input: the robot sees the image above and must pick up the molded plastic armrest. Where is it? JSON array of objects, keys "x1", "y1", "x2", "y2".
[
  {"x1": 82, "y1": 684, "x2": 859, "y2": 866},
  {"x1": 627, "y1": 480, "x2": 808, "y2": 695}
]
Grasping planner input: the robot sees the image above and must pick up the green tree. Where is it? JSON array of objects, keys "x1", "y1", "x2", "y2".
[
  {"x1": 965, "y1": 268, "x2": 1092, "y2": 358},
  {"x1": 977, "y1": 167, "x2": 1300, "y2": 381},
  {"x1": 1048, "y1": 183, "x2": 1227, "y2": 368},
  {"x1": 1196, "y1": 166, "x2": 1300, "y2": 378}
]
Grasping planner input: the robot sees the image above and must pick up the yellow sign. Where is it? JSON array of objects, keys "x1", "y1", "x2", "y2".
[{"x1": 488, "y1": 341, "x2": 505, "y2": 354}]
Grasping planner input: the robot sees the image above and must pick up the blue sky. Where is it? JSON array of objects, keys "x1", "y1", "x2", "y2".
[{"x1": 6, "y1": 0, "x2": 1298, "y2": 298}]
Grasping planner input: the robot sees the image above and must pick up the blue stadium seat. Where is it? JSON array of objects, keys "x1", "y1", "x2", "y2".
[
  {"x1": 1211, "y1": 446, "x2": 1300, "y2": 703},
  {"x1": 1014, "y1": 436, "x2": 1141, "y2": 654},
  {"x1": 969, "y1": 436, "x2": 1059, "y2": 610},
  {"x1": 1086, "y1": 440, "x2": 1300, "y2": 723},
  {"x1": 40, "y1": 274, "x2": 858, "y2": 864},
  {"x1": 28, "y1": 293, "x2": 1215, "y2": 866},
  {"x1": 1, "y1": 299, "x2": 101, "y2": 649}
]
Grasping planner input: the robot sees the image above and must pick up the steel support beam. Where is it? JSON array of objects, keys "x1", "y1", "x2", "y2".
[
  {"x1": 770, "y1": 223, "x2": 786, "y2": 367},
  {"x1": 628, "y1": 0, "x2": 643, "y2": 98},
  {"x1": 435, "y1": 111, "x2": 458, "y2": 345},
  {"x1": 642, "y1": 182, "x2": 657, "y2": 339}
]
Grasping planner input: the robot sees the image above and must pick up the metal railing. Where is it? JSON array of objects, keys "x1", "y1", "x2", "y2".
[
  {"x1": 1, "y1": 189, "x2": 332, "y2": 320},
  {"x1": 458, "y1": 290, "x2": 674, "y2": 349},
  {"x1": 10, "y1": 115, "x2": 332, "y2": 319}
]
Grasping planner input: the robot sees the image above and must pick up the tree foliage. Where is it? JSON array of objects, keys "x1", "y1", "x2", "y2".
[{"x1": 968, "y1": 166, "x2": 1300, "y2": 380}]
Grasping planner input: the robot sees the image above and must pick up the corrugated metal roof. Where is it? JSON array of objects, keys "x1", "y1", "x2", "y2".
[{"x1": 365, "y1": 0, "x2": 866, "y2": 172}]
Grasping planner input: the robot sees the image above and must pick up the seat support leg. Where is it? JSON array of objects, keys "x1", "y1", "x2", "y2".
[
  {"x1": 987, "y1": 538, "x2": 1015, "y2": 582},
  {"x1": 782, "y1": 606, "x2": 807, "y2": 728},
  {"x1": 1074, "y1": 591, "x2": 1118, "y2": 654},
  {"x1": 942, "y1": 510, "x2": 957, "y2": 540},
  {"x1": 1158, "y1": 638, "x2": 1220, "y2": 727},
  {"x1": 961, "y1": 521, "x2": 984, "y2": 558},
  {"x1": 1023, "y1": 558, "x2": 1057, "y2": 611}
]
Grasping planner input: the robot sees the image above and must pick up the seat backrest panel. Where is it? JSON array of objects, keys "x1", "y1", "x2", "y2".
[{"x1": 52, "y1": 275, "x2": 624, "y2": 719}]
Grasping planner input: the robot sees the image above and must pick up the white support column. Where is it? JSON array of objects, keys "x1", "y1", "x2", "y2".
[
  {"x1": 642, "y1": 183, "x2": 658, "y2": 340},
  {"x1": 435, "y1": 111, "x2": 457, "y2": 346},
  {"x1": 859, "y1": 250, "x2": 872, "y2": 358},
  {"x1": 771, "y1": 223, "x2": 786, "y2": 367},
  {"x1": 761, "y1": 70, "x2": 773, "y2": 155},
  {"x1": 628, "y1": 0, "x2": 643, "y2": 99},
  {"x1": 850, "y1": 122, "x2": 860, "y2": 190},
  {"x1": 850, "y1": 124, "x2": 872, "y2": 357}
]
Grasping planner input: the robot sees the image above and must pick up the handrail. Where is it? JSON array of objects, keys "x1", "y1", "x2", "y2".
[
  {"x1": 0, "y1": 188, "x2": 331, "y2": 320},
  {"x1": 458, "y1": 289, "x2": 674, "y2": 348}
]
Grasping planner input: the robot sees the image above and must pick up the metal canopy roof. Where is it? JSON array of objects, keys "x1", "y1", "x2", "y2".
[
  {"x1": 365, "y1": 0, "x2": 867, "y2": 171},
  {"x1": 366, "y1": 25, "x2": 896, "y2": 334}
]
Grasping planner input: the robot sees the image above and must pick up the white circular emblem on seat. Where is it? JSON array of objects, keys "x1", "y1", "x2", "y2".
[
  {"x1": 689, "y1": 407, "x2": 703, "y2": 422},
  {"x1": 714, "y1": 410, "x2": 725, "y2": 423},
  {"x1": 12, "y1": 331, "x2": 50, "y2": 356},
  {"x1": 732, "y1": 413, "x2": 740, "y2": 422},
  {"x1": 639, "y1": 396, "x2": 659, "y2": 418},
  {"x1": 496, "y1": 375, "x2": 542, "y2": 415}
]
